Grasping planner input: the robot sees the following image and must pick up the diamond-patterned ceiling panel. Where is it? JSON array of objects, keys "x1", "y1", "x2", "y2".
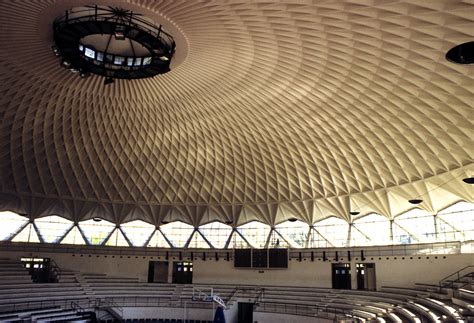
[{"x1": 0, "y1": 1, "x2": 473, "y2": 226}]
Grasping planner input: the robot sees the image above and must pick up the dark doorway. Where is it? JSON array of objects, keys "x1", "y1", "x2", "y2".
[
  {"x1": 357, "y1": 263, "x2": 376, "y2": 290},
  {"x1": 172, "y1": 261, "x2": 193, "y2": 284},
  {"x1": 238, "y1": 302, "x2": 254, "y2": 323},
  {"x1": 332, "y1": 263, "x2": 351, "y2": 289},
  {"x1": 21, "y1": 257, "x2": 58, "y2": 283},
  {"x1": 148, "y1": 261, "x2": 168, "y2": 283}
]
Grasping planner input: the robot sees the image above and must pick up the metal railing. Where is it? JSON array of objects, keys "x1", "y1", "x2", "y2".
[
  {"x1": 0, "y1": 240, "x2": 470, "y2": 259},
  {"x1": 439, "y1": 265, "x2": 474, "y2": 289},
  {"x1": 255, "y1": 301, "x2": 357, "y2": 321},
  {"x1": 0, "y1": 298, "x2": 94, "y2": 314},
  {"x1": 53, "y1": 5, "x2": 175, "y2": 49},
  {"x1": 95, "y1": 298, "x2": 124, "y2": 319},
  {"x1": 49, "y1": 259, "x2": 61, "y2": 283}
]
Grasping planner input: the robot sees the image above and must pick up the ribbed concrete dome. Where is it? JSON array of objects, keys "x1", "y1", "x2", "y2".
[{"x1": 0, "y1": 0, "x2": 472, "y2": 226}]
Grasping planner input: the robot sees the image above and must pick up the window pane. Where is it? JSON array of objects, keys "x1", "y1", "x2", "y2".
[
  {"x1": 352, "y1": 214, "x2": 391, "y2": 246},
  {"x1": 79, "y1": 219, "x2": 115, "y2": 245},
  {"x1": 237, "y1": 221, "x2": 271, "y2": 248},
  {"x1": 392, "y1": 221, "x2": 415, "y2": 244},
  {"x1": 96, "y1": 52, "x2": 104, "y2": 62},
  {"x1": 114, "y1": 56, "x2": 125, "y2": 65},
  {"x1": 313, "y1": 217, "x2": 349, "y2": 247},
  {"x1": 227, "y1": 230, "x2": 250, "y2": 249},
  {"x1": 267, "y1": 230, "x2": 288, "y2": 248},
  {"x1": 395, "y1": 209, "x2": 436, "y2": 243},
  {"x1": 438, "y1": 202, "x2": 474, "y2": 241},
  {"x1": 308, "y1": 228, "x2": 332, "y2": 248},
  {"x1": 61, "y1": 226, "x2": 86, "y2": 245},
  {"x1": 143, "y1": 57, "x2": 152, "y2": 65},
  {"x1": 85, "y1": 47, "x2": 95, "y2": 59},
  {"x1": 147, "y1": 229, "x2": 170, "y2": 248},
  {"x1": 35, "y1": 215, "x2": 73, "y2": 243},
  {"x1": 275, "y1": 220, "x2": 309, "y2": 248},
  {"x1": 0, "y1": 211, "x2": 28, "y2": 241},
  {"x1": 12, "y1": 224, "x2": 40, "y2": 243},
  {"x1": 160, "y1": 221, "x2": 193, "y2": 248},
  {"x1": 134, "y1": 57, "x2": 142, "y2": 66},
  {"x1": 187, "y1": 231, "x2": 210, "y2": 248},
  {"x1": 121, "y1": 220, "x2": 155, "y2": 247},
  {"x1": 127, "y1": 57, "x2": 134, "y2": 66},
  {"x1": 105, "y1": 228, "x2": 129, "y2": 247},
  {"x1": 199, "y1": 222, "x2": 232, "y2": 248}
]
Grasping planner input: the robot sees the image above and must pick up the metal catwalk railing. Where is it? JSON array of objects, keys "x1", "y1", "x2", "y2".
[{"x1": 0, "y1": 240, "x2": 471, "y2": 260}]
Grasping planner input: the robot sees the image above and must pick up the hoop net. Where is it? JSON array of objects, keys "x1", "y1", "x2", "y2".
[
  {"x1": 192, "y1": 287, "x2": 214, "y2": 302},
  {"x1": 192, "y1": 287, "x2": 226, "y2": 308}
]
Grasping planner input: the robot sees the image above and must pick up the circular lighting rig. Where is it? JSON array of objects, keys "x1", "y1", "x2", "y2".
[{"x1": 53, "y1": 5, "x2": 176, "y2": 82}]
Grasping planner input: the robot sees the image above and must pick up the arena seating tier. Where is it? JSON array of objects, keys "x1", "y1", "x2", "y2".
[{"x1": 0, "y1": 258, "x2": 472, "y2": 322}]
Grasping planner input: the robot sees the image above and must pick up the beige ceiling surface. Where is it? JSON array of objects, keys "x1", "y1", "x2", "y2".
[{"x1": 0, "y1": 0, "x2": 473, "y2": 226}]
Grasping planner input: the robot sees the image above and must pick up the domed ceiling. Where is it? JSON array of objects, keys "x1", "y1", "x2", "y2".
[{"x1": 0, "y1": 0, "x2": 472, "y2": 226}]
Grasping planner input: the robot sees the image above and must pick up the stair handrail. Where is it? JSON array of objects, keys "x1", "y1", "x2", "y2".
[
  {"x1": 49, "y1": 259, "x2": 61, "y2": 283},
  {"x1": 70, "y1": 300, "x2": 85, "y2": 313},
  {"x1": 439, "y1": 265, "x2": 474, "y2": 289},
  {"x1": 226, "y1": 287, "x2": 239, "y2": 307},
  {"x1": 96, "y1": 298, "x2": 124, "y2": 319}
]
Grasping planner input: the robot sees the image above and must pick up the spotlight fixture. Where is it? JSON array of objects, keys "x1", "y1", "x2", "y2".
[
  {"x1": 446, "y1": 41, "x2": 474, "y2": 65},
  {"x1": 349, "y1": 211, "x2": 360, "y2": 216},
  {"x1": 104, "y1": 77, "x2": 115, "y2": 85},
  {"x1": 51, "y1": 45, "x2": 61, "y2": 56},
  {"x1": 408, "y1": 199, "x2": 423, "y2": 205},
  {"x1": 114, "y1": 25, "x2": 126, "y2": 40},
  {"x1": 288, "y1": 218, "x2": 298, "y2": 222},
  {"x1": 93, "y1": 217, "x2": 102, "y2": 222},
  {"x1": 161, "y1": 220, "x2": 169, "y2": 224},
  {"x1": 61, "y1": 59, "x2": 71, "y2": 68},
  {"x1": 225, "y1": 220, "x2": 233, "y2": 225},
  {"x1": 79, "y1": 70, "x2": 90, "y2": 79},
  {"x1": 462, "y1": 177, "x2": 474, "y2": 184}
]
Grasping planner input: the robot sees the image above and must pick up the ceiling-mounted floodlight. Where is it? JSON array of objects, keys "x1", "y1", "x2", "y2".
[
  {"x1": 61, "y1": 59, "x2": 71, "y2": 68},
  {"x1": 462, "y1": 177, "x2": 474, "y2": 184},
  {"x1": 114, "y1": 25, "x2": 126, "y2": 40},
  {"x1": 52, "y1": 45, "x2": 61, "y2": 56},
  {"x1": 349, "y1": 211, "x2": 360, "y2": 216},
  {"x1": 79, "y1": 70, "x2": 90, "y2": 79},
  {"x1": 446, "y1": 41, "x2": 474, "y2": 65},
  {"x1": 288, "y1": 217, "x2": 298, "y2": 222},
  {"x1": 93, "y1": 217, "x2": 102, "y2": 222},
  {"x1": 408, "y1": 199, "x2": 423, "y2": 205},
  {"x1": 52, "y1": 5, "x2": 176, "y2": 81},
  {"x1": 225, "y1": 220, "x2": 233, "y2": 225},
  {"x1": 161, "y1": 220, "x2": 169, "y2": 224}
]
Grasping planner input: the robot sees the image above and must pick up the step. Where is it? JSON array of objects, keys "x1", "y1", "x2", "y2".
[
  {"x1": 31, "y1": 309, "x2": 76, "y2": 319},
  {"x1": 0, "y1": 313, "x2": 19, "y2": 320},
  {"x1": 0, "y1": 294, "x2": 89, "y2": 305},
  {"x1": 452, "y1": 297, "x2": 474, "y2": 311},
  {"x1": 16, "y1": 307, "x2": 64, "y2": 317},
  {"x1": 36, "y1": 314, "x2": 84, "y2": 322},
  {"x1": 458, "y1": 288, "x2": 474, "y2": 301}
]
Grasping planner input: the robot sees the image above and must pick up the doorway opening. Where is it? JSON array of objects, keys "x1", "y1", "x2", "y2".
[
  {"x1": 356, "y1": 263, "x2": 376, "y2": 290},
  {"x1": 238, "y1": 302, "x2": 254, "y2": 323},
  {"x1": 332, "y1": 263, "x2": 351, "y2": 289},
  {"x1": 172, "y1": 261, "x2": 193, "y2": 284},
  {"x1": 148, "y1": 261, "x2": 168, "y2": 283},
  {"x1": 21, "y1": 257, "x2": 59, "y2": 283}
]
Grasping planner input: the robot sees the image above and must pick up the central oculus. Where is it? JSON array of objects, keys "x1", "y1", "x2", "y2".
[{"x1": 52, "y1": 5, "x2": 176, "y2": 81}]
